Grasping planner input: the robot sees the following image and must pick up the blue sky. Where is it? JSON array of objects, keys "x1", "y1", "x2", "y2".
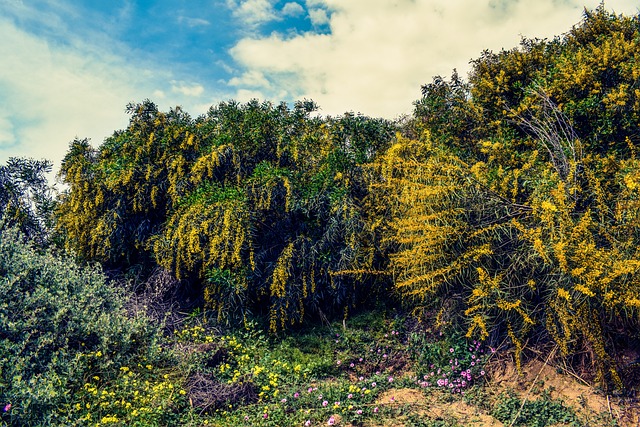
[{"x1": 1, "y1": 0, "x2": 638, "y2": 177}]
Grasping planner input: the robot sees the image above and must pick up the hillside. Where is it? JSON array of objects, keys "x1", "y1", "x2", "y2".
[{"x1": 1, "y1": 6, "x2": 640, "y2": 426}]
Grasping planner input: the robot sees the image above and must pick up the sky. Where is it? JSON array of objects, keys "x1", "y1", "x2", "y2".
[{"x1": 1, "y1": 0, "x2": 639, "y2": 178}]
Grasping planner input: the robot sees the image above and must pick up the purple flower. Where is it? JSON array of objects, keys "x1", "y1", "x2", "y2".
[{"x1": 3, "y1": 404, "x2": 10, "y2": 412}]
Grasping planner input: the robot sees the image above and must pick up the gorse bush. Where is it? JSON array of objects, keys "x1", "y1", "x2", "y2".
[{"x1": 0, "y1": 225, "x2": 166, "y2": 426}]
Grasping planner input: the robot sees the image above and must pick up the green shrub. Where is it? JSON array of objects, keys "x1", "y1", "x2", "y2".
[{"x1": 0, "y1": 226, "x2": 163, "y2": 426}]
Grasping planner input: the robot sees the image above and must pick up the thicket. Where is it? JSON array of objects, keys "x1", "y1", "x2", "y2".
[
  {"x1": 0, "y1": 225, "x2": 173, "y2": 426},
  {"x1": 44, "y1": 6, "x2": 640, "y2": 387}
]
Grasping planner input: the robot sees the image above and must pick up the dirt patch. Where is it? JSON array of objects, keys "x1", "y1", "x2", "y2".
[
  {"x1": 372, "y1": 388, "x2": 503, "y2": 427},
  {"x1": 488, "y1": 357, "x2": 639, "y2": 427}
]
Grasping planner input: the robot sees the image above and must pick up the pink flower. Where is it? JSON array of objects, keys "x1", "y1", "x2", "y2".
[
  {"x1": 328, "y1": 416, "x2": 336, "y2": 425},
  {"x1": 373, "y1": 407, "x2": 379, "y2": 413},
  {"x1": 481, "y1": 370, "x2": 485, "y2": 376},
  {"x1": 244, "y1": 415, "x2": 249, "y2": 421},
  {"x1": 3, "y1": 404, "x2": 10, "y2": 412},
  {"x1": 350, "y1": 363, "x2": 355, "y2": 368},
  {"x1": 305, "y1": 421, "x2": 311, "y2": 427},
  {"x1": 281, "y1": 398, "x2": 287, "y2": 403},
  {"x1": 322, "y1": 400, "x2": 328, "y2": 407},
  {"x1": 263, "y1": 413, "x2": 268, "y2": 419},
  {"x1": 388, "y1": 376, "x2": 393, "y2": 383},
  {"x1": 449, "y1": 348, "x2": 454, "y2": 353},
  {"x1": 294, "y1": 392, "x2": 300, "y2": 398},
  {"x1": 308, "y1": 387, "x2": 313, "y2": 393},
  {"x1": 371, "y1": 382, "x2": 377, "y2": 387},
  {"x1": 356, "y1": 409, "x2": 363, "y2": 415},
  {"x1": 336, "y1": 360, "x2": 341, "y2": 365},
  {"x1": 347, "y1": 393, "x2": 353, "y2": 399}
]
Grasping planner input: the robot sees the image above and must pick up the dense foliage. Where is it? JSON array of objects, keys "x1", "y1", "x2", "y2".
[
  {"x1": 56, "y1": 100, "x2": 394, "y2": 330},
  {"x1": 0, "y1": 158, "x2": 55, "y2": 245},
  {"x1": 0, "y1": 226, "x2": 175, "y2": 426},
  {"x1": 42, "y1": 5, "x2": 640, "y2": 390},
  {"x1": 381, "y1": 6, "x2": 640, "y2": 384}
]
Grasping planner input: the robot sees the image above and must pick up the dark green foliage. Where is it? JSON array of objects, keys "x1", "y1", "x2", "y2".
[
  {"x1": 491, "y1": 391, "x2": 580, "y2": 427},
  {"x1": 0, "y1": 158, "x2": 55, "y2": 245}
]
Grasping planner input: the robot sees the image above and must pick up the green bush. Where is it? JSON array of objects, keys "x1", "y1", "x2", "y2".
[{"x1": 0, "y1": 226, "x2": 161, "y2": 426}]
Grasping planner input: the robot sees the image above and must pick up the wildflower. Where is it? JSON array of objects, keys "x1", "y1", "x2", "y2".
[
  {"x1": 388, "y1": 376, "x2": 393, "y2": 383},
  {"x1": 244, "y1": 415, "x2": 249, "y2": 421},
  {"x1": 383, "y1": 354, "x2": 387, "y2": 358},
  {"x1": 328, "y1": 416, "x2": 336, "y2": 425},
  {"x1": 322, "y1": 400, "x2": 328, "y2": 407},
  {"x1": 480, "y1": 370, "x2": 485, "y2": 376},
  {"x1": 371, "y1": 382, "x2": 377, "y2": 387},
  {"x1": 358, "y1": 376, "x2": 364, "y2": 381},
  {"x1": 347, "y1": 393, "x2": 353, "y2": 399},
  {"x1": 308, "y1": 387, "x2": 313, "y2": 393},
  {"x1": 294, "y1": 392, "x2": 300, "y2": 398},
  {"x1": 263, "y1": 413, "x2": 268, "y2": 419},
  {"x1": 359, "y1": 358, "x2": 363, "y2": 362},
  {"x1": 356, "y1": 409, "x2": 363, "y2": 415},
  {"x1": 336, "y1": 360, "x2": 341, "y2": 366},
  {"x1": 3, "y1": 404, "x2": 11, "y2": 412},
  {"x1": 350, "y1": 363, "x2": 355, "y2": 368},
  {"x1": 334, "y1": 401, "x2": 340, "y2": 407},
  {"x1": 449, "y1": 348, "x2": 454, "y2": 353},
  {"x1": 373, "y1": 407, "x2": 379, "y2": 413},
  {"x1": 281, "y1": 398, "x2": 287, "y2": 403},
  {"x1": 305, "y1": 421, "x2": 311, "y2": 426}
]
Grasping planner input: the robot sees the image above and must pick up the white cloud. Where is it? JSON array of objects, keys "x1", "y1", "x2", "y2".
[
  {"x1": 0, "y1": 114, "x2": 16, "y2": 148},
  {"x1": 227, "y1": 0, "x2": 278, "y2": 26},
  {"x1": 228, "y1": 70, "x2": 271, "y2": 88},
  {"x1": 178, "y1": 16, "x2": 211, "y2": 27},
  {"x1": 282, "y1": 2, "x2": 304, "y2": 17},
  {"x1": 229, "y1": 0, "x2": 640, "y2": 118},
  {"x1": 308, "y1": 8, "x2": 329, "y2": 26},
  {"x1": 171, "y1": 81, "x2": 205, "y2": 97}
]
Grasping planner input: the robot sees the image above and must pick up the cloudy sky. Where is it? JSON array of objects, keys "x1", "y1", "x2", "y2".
[{"x1": 1, "y1": 0, "x2": 638, "y2": 176}]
